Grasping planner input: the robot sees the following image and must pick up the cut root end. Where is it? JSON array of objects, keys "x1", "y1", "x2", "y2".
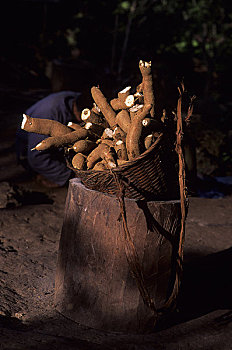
[{"x1": 21, "y1": 114, "x2": 28, "y2": 129}]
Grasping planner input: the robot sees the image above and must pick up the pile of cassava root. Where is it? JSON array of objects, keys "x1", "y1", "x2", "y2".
[{"x1": 21, "y1": 60, "x2": 165, "y2": 171}]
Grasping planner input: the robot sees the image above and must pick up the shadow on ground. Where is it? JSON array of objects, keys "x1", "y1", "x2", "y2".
[
  {"x1": 155, "y1": 247, "x2": 232, "y2": 331},
  {"x1": 1, "y1": 247, "x2": 232, "y2": 350}
]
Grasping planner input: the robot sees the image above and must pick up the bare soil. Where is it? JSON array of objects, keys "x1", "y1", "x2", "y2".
[{"x1": 0, "y1": 87, "x2": 231, "y2": 349}]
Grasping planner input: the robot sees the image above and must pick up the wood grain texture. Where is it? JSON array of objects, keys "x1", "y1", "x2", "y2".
[{"x1": 55, "y1": 179, "x2": 182, "y2": 333}]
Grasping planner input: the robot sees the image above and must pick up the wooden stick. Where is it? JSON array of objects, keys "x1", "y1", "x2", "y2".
[{"x1": 162, "y1": 82, "x2": 188, "y2": 311}]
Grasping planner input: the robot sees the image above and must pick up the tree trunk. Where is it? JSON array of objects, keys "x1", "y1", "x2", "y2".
[{"x1": 55, "y1": 178, "x2": 183, "y2": 333}]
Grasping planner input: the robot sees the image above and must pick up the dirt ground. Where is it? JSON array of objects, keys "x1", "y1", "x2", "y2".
[{"x1": 0, "y1": 87, "x2": 231, "y2": 349}]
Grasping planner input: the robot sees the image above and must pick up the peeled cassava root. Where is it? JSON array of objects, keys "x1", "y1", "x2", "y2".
[{"x1": 22, "y1": 60, "x2": 162, "y2": 171}]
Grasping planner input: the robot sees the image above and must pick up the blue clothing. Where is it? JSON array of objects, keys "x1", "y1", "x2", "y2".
[{"x1": 16, "y1": 91, "x2": 81, "y2": 186}]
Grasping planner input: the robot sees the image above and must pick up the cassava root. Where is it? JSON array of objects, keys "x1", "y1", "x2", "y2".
[
  {"x1": 23, "y1": 59, "x2": 161, "y2": 171},
  {"x1": 22, "y1": 114, "x2": 72, "y2": 136}
]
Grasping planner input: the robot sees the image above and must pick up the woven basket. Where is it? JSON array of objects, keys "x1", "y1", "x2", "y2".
[{"x1": 66, "y1": 134, "x2": 179, "y2": 201}]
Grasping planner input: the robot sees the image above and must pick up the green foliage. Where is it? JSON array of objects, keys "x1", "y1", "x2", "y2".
[
  {"x1": 117, "y1": 1, "x2": 131, "y2": 12},
  {"x1": 39, "y1": 0, "x2": 230, "y2": 87}
]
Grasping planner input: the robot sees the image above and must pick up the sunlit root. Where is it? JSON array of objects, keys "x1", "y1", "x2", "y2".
[
  {"x1": 139, "y1": 60, "x2": 155, "y2": 118},
  {"x1": 126, "y1": 104, "x2": 152, "y2": 159},
  {"x1": 100, "y1": 139, "x2": 115, "y2": 148},
  {"x1": 72, "y1": 153, "x2": 86, "y2": 170},
  {"x1": 113, "y1": 126, "x2": 126, "y2": 142},
  {"x1": 141, "y1": 117, "x2": 163, "y2": 151},
  {"x1": 32, "y1": 128, "x2": 88, "y2": 151},
  {"x1": 91, "y1": 86, "x2": 116, "y2": 128},
  {"x1": 81, "y1": 108, "x2": 91, "y2": 121},
  {"x1": 115, "y1": 110, "x2": 131, "y2": 133},
  {"x1": 25, "y1": 60, "x2": 164, "y2": 171},
  {"x1": 101, "y1": 128, "x2": 114, "y2": 140},
  {"x1": 67, "y1": 122, "x2": 82, "y2": 131},
  {"x1": 87, "y1": 143, "x2": 117, "y2": 169},
  {"x1": 22, "y1": 114, "x2": 71, "y2": 136},
  {"x1": 134, "y1": 91, "x2": 144, "y2": 104},
  {"x1": 92, "y1": 103, "x2": 101, "y2": 115},
  {"x1": 110, "y1": 86, "x2": 134, "y2": 110},
  {"x1": 97, "y1": 128, "x2": 114, "y2": 147},
  {"x1": 144, "y1": 133, "x2": 157, "y2": 150},
  {"x1": 84, "y1": 122, "x2": 105, "y2": 138},
  {"x1": 92, "y1": 160, "x2": 108, "y2": 171},
  {"x1": 117, "y1": 159, "x2": 129, "y2": 166},
  {"x1": 129, "y1": 104, "x2": 144, "y2": 115},
  {"x1": 136, "y1": 83, "x2": 143, "y2": 94},
  {"x1": 81, "y1": 107, "x2": 109, "y2": 128},
  {"x1": 142, "y1": 117, "x2": 163, "y2": 131},
  {"x1": 114, "y1": 140, "x2": 128, "y2": 161},
  {"x1": 72, "y1": 139, "x2": 96, "y2": 154}
]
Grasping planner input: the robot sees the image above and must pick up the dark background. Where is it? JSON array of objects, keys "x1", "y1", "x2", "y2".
[{"x1": 0, "y1": 0, "x2": 232, "y2": 178}]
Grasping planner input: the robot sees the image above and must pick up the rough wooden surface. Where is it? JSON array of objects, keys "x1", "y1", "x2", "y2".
[{"x1": 55, "y1": 179, "x2": 182, "y2": 333}]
